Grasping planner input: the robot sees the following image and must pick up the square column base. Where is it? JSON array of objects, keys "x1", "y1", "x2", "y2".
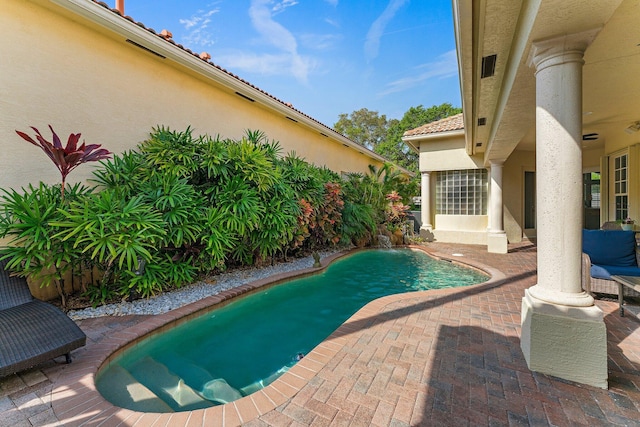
[
  {"x1": 520, "y1": 289, "x2": 607, "y2": 389},
  {"x1": 487, "y1": 232, "x2": 508, "y2": 254}
]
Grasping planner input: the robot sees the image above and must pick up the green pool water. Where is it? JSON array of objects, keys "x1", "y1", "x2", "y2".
[{"x1": 96, "y1": 249, "x2": 487, "y2": 412}]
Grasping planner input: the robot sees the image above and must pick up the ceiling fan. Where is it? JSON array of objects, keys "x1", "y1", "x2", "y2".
[{"x1": 582, "y1": 133, "x2": 599, "y2": 141}]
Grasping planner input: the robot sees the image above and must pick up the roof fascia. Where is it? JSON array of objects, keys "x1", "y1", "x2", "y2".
[{"x1": 402, "y1": 129, "x2": 466, "y2": 153}]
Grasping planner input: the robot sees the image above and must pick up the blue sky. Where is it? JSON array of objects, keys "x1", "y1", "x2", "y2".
[{"x1": 124, "y1": 0, "x2": 461, "y2": 127}]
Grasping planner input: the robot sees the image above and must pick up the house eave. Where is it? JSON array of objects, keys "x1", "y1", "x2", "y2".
[{"x1": 50, "y1": 0, "x2": 412, "y2": 175}]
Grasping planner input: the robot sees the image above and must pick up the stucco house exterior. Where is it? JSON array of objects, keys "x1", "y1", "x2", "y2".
[
  {"x1": 404, "y1": 0, "x2": 640, "y2": 389},
  {"x1": 0, "y1": 0, "x2": 402, "y2": 194}
]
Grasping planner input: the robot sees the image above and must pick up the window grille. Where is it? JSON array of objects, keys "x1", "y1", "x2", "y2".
[{"x1": 614, "y1": 154, "x2": 628, "y2": 220}]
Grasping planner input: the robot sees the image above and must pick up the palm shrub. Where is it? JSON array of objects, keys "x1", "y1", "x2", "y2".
[
  {"x1": 0, "y1": 182, "x2": 93, "y2": 307},
  {"x1": 250, "y1": 179, "x2": 300, "y2": 263},
  {"x1": 53, "y1": 189, "x2": 166, "y2": 299},
  {"x1": 91, "y1": 150, "x2": 149, "y2": 197},
  {"x1": 139, "y1": 126, "x2": 200, "y2": 179}
]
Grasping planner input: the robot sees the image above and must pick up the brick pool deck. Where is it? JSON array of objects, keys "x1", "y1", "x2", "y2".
[{"x1": 2, "y1": 241, "x2": 640, "y2": 426}]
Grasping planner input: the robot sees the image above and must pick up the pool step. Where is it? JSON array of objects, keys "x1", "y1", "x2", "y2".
[
  {"x1": 97, "y1": 365, "x2": 174, "y2": 413},
  {"x1": 155, "y1": 351, "x2": 216, "y2": 391},
  {"x1": 240, "y1": 365, "x2": 290, "y2": 395},
  {"x1": 155, "y1": 352, "x2": 243, "y2": 404},
  {"x1": 128, "y1": 357, "x2": 212, "y2": 411}
]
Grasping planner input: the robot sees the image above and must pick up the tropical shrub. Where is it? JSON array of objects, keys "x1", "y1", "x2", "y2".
[
  {"x1": 15, "y1": 125, "x2": 111, "y2": 200},
  {"x1": 53, "y1": 189, "x2": 166, "y2": 299},
  {"x1": 0, "y1": 182, "x2": 93, "y2": 307},
  {"x1": 2, "y1": 124, "x2": 412, "y2": 307},
  {"x1": 309, "y1": 182, "x2": 344, "y2": 247}
]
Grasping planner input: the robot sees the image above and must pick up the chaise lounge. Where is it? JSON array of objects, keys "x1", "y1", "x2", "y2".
[
  {"x1": 0, "y1": 259, "x2": 86, "y2": 378},
  {"x1": 581, "y1": 229, "x2": 640, "y2": 297}
]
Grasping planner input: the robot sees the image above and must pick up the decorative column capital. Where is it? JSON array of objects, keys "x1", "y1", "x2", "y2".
[
  {"x1": 421, "y1": 171, "x2": 431, "y2": 177},
  {"x1": 529, "y1": 28, "x2": 601, "y2": 73}
]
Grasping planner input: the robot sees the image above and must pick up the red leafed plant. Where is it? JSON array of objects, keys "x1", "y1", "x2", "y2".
[{"x1": 16, "y1": 125, "x2": 112, "y2": 201}]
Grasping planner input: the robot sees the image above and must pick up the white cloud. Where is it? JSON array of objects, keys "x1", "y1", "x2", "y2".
[
  {"x1": 299, "y1": 33, "x2": 342, "y2": 50},
  {"x1": 248, "y1": 0, "x2": 310, "y2": 83},
  {"x1": 364, "y1": 0, "x2": 409, "y2": 61},
  {"x1": 215, "y1": 50, "x2": 315, "y2": 80},
  {"x1": 377, "y1": 49, "x2": 459, "y2": 96},
  {"x1": 179, "y1": 8, "x2": 220, "y2": 48},
  {"x1": 272, "y1": 0, "x2": 298, "y2": 15},
  {"x1": 324, "y1": 0, "x2": 339, "y2": 5}
]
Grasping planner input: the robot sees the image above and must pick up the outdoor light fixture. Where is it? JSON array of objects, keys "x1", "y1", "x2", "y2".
[{"x1": 625, "y1": 121, "x2": 640, "y2": 134}]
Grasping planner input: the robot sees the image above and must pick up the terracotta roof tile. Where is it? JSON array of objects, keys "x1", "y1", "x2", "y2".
[{"x1": 403, "y1": 113, "x2": 464, "y2": 137}]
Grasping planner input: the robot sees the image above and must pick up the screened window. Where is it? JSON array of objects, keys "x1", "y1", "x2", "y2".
[{"x1": 436, "y1": 169, "x2": 488, "y2": 215}]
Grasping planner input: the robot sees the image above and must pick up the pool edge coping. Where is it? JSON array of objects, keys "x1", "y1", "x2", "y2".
[{"x1": 50, "y1": 245, "x2": 504, "y2": 426}]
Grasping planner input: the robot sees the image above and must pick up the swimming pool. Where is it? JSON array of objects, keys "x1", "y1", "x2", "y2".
[{"x1": 96, "y1": 248, "x2": 487, "y2": 412}]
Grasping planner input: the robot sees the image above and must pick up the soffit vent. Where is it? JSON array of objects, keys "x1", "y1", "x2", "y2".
[
  {"x1": 481, "y1": 54, "x2": 497, "y2": 78},
  {"x1": 126, "y1": 39, "x2": 166, "y2": 59},
  {"x1": 476, "y1": 142, "x2": 483, "y2": 147},
  {"x1": 286, "y1": 116, "x2": 298, "y2": 123},
  {"x1": 235, "y1": 92, "x2": 255, "y2": 102},
  {"x1": 478, "y1": 117, "x2": 487, "y2": 126}
]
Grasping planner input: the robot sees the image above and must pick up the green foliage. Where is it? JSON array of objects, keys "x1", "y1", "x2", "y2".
[
  {"x1": 91, "y1": 150, "x2": 148, "y2": 195},
  {"x1": 54, "y1": 189, "x2": 165, "y2": 272},
  {"x1": 375, "y1": 103, "x2": 462, "y2": 174},
  {"x1": 1, "y1": 124, "x2": 415, "y2": 307},
  {"x1": 340, "y1": 201, "x2": 376, "y2": 245},
  {"x1": 333, "y1": 108, "x2": 390, "y2": 149},
  {"x1": 0, "y1": 182, "x2": 93, "y2": 307},
  {"x1": 139, "y1": 126, "x2": 200, "y2": 178},
  {"x1": 309, "y1": 183, "x2": 344, "y2": 247}
]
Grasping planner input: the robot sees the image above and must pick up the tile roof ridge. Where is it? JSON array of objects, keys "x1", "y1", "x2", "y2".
[{"x1": 403, "y1": 113, "x2": 464, "y2": 137}]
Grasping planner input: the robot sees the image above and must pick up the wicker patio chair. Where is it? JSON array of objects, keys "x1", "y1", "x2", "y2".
[{"x1": 0, "y1": 259, "x2": 86, "y2": 378}]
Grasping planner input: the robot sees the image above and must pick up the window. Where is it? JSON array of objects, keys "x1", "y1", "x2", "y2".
[
  {"x1": 436, "y1": 169, "x2": 488, "y2": 215},
  {"x1": 583, "y1": 172, "x2": 600, "y2": 209},
  {"x1": 614, "y1": 154, "x2": 628, "y2": 220}
]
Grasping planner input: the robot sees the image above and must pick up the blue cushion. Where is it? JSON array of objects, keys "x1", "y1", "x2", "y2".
[
  {"x1": 591, "y1": 264, "x2": 640, "y2": 280},
  {"x1": 590, "y1": 264, "x2": 612, "y2": 280},
  {"x1": 583, "y1": 229, "x2": 637, "y2": 267}
]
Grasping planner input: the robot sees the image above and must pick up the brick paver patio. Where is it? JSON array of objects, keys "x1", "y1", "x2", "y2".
[{"x1": 1, "y1": 241, "x2": 640, "y2": 426}]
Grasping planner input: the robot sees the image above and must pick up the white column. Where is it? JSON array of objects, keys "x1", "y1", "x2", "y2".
[
  {"x1": 488, "y1": 161, "x2": 507, "y2": 253},
  {"x1": 520, "y1": 29, "x2": 607, "y2": 389},
  {"x1": 420, "y1": 171, "x2": 432, "y2": 230}
]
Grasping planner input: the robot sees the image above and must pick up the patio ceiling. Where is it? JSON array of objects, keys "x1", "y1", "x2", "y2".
[{"x1": 454, "y1": 0, "x2": 640, "y2": 163}]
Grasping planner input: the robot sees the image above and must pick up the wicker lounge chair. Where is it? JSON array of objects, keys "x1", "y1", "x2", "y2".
[{"x1": 0, "y1": 259, "x2": 86, "y2": 377}]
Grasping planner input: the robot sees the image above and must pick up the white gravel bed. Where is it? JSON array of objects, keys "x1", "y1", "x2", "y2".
[{"x1": 68, "y1": 249, "x2": 344, "y2": 320}]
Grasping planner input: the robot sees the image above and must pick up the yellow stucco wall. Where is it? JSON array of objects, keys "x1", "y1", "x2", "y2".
[
  {"x1": 418, "y1": 134, "x2": 484, "y2": 171},
  {"x1": 0, "y1": 0, "x2": 383, "y2": 193},
  {"x1": 503, "y1": 150, "x2": 535, "y2": 243}
]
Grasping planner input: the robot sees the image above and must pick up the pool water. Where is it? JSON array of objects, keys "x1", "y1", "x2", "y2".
[{"x1": 96, "y1": 249, "x2": 487, "y2": 412}]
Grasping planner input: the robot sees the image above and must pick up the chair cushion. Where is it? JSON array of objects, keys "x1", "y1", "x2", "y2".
[
  {"x1": 590, "y1": 264, "x2": 640, "y2": 280},
  {"x1": 583, "y1": 229, "x2": 637, "y2": 267}
]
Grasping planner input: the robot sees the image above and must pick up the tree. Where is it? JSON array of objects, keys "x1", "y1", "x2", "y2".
[
  {"x1": 375, "y1": 103, "x2": 462, "y2": 172},
  {"x1": 333, "y1": 108, "x2": 389, "y2": 150}
]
